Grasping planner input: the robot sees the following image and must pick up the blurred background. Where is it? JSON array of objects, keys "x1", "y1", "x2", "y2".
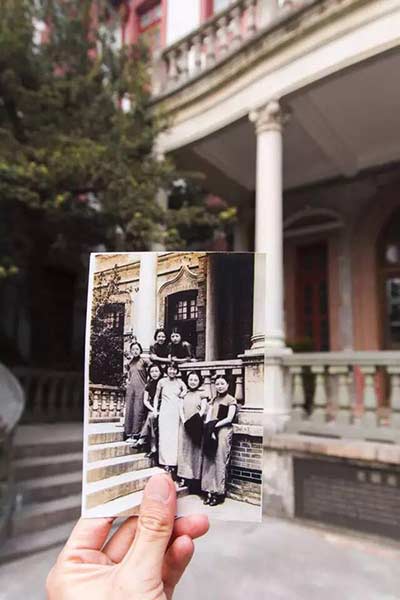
[{"x1": 1, "y1": 0, "x2": 400, "y2": 598}]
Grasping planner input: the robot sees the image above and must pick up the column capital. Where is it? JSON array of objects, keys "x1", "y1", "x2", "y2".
[{"x1": 249, "y1": 100, "x2": 289, "y2": 134}]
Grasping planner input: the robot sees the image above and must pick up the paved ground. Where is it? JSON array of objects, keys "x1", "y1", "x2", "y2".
[
  {"x1": 1, "y1": 517, "x2": 399, "y2": 600},
  {"x1": 178, "y1": 494, "x2": 261, "y2": 522}
]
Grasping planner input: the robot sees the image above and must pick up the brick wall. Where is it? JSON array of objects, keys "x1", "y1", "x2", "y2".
[{"x1": 227, "y1": 432, "x2": 263, "y2": 505}]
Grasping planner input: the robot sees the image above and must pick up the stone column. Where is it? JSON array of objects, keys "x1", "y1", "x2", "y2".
[
  {"x1": 135, "y1": 253, "x2": 158, "y2": 351},
  {"x1": 248, "y1": 100, "x2": 291, "y2": 434},
  {"x1": 250, "y1": 99, "x2": 286, "y2": 349}
]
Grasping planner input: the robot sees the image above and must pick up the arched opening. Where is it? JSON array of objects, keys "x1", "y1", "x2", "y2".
[{"x1": 378, "y1": 207, "x2": 400, "y2": 350}]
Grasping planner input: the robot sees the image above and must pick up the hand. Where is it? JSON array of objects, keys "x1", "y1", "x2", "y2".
[{"x1": 47, "y1": 474, "x2": 209, "y2": 600}]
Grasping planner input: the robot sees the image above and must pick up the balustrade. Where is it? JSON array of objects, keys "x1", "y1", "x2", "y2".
[
  {"x1": 89, "y1": 385, "x2": 125, "y2": 422},
  {"x1": 12, "y1": 368, "x2": 83, "y2": 424},
  {"x1": 152, "y1": 0, "x2": 310, "y2": 96},
  {"x1": 284, "y1": 352, "x2": 400, "y2": 443}
]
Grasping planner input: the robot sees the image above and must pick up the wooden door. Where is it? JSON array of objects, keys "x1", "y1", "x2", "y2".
[
  {"x1": 296, "y1": 243, "x2": 330, "y2": 351},
  {"x1": 165, "y1": 290, "x2": 198, "y2": 351}
]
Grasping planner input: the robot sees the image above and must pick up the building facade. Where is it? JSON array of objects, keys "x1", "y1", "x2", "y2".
[{"x1": 131, "y1": 0, "x2": 400, "y2": 536}]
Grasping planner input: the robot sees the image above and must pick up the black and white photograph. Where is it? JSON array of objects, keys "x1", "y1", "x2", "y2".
[{"x1": 82, "y1": 251, "x2": 265, "y2": 522}]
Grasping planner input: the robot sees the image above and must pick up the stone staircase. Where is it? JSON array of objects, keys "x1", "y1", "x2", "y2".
[
  {"x1": 0, "y1": 424, "x2": 83, "y2": 564},
  {"x1": 0, "y1": 422, "x2": 187, "y2": 563}
]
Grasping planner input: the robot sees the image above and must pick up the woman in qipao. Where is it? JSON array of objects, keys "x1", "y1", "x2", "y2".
[
  {"x1": 153, "y1": 363, "x2": 187, "y2": 475},
  {"x1": 177, "y1": 371, "x2": 208, "y2": 492},
  {"x1": 123, "y1": 342, "x2": 148, "y2": 442},
  {"x1": 201, "y1": 374, "x2": 237, "y2": 506}
]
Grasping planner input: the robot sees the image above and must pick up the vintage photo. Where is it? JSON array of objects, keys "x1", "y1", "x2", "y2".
[{"x1": 82, "y1": 252, "x2": 265, "y2": 522}]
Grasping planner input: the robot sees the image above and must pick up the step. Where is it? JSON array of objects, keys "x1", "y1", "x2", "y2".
[
  {"x1": 14, "y1": 452, "x2": 83, "y2": 481},
  {"x1": 11, "y1": 494, "x2": 82, "y2": 537},
  {"x1": 85, "y1": 467, "x2": 162, "y2": 509},
  {"x1": 88, "y1": 441, "x2": 140, "y2": 463},
  {"x1": 88, "y1": 430, "x2": 124, "y2": 446},
  {"x1": 0, "y1": 520, "x2": 76, "y2": 564},
  {"x1": 85, "y1": 485, "x2": 189, "y2": 518},
  {"x1": 17, "y1": 471, "x2": 82, "y2": 504},
  {"x1": 87, "y1": 454, "x2": 152, "y2": 483},
  {"x1": 14, "y1": 424, "x2": 83, "y2": 458}
]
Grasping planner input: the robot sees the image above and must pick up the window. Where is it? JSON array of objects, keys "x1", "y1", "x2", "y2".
[
  {"x1": 174, "y1": 298, "x2": 198, "y2": 321},
  {"x1": 138, "y1": 2, "x2": 162, "y2": 54}
]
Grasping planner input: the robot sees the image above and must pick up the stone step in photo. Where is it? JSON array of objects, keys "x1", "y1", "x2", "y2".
[
  {"x1": 0, "y1": 520, "x2": 76, "y2": 565},
  {"x1": 17, "y1": 471, "x2": 83, "y2": 504},
  {"x1": 11, "y1": 494, "x2": 82, "y2": 537},
  {"x1": 87, "y1": 453, "x2": 152, "y2": 483},
  {"x1": 85, "y1": 466, "x2": 163, "y2": 509},
  {"x1": 88, "y1": 430, "x2": 124, "y2": 446},
  {"x1": 85, "y1": 484, "x2": 189, "y2": 518},
  {"x1": 88, "y1": 441, "x2": 140, "y2": 462},
  {"x1": 14, "y1": 452, "x2": 83, "y2": 481}
]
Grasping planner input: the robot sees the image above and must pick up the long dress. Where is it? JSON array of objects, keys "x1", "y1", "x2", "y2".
[
  {"x1": 158, "y1": 377, "x2": 187, "y2": 467},
  {"x1": 177, "y1": 390, "x2": 206, "y2": 480},
  {"x1": 201, "y1": 393, "x2": 237, "y2": 495},
  {"x1": 138, "y1": 378, "x2": 160, "y2": 453},
  {"x1": 123, "y1": 357, "x2": 148, "y2": 437}
]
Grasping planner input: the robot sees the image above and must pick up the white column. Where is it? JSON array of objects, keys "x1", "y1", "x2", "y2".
[
  {"x1": 250, "y1": 99, "x2": 286, "y2": 349},
  {"x1": 135, "y1": 253, "x2": 158, "y2": 351},
  {"x1": 248, "y1": 100, "x2": 291, "y2": 433}
]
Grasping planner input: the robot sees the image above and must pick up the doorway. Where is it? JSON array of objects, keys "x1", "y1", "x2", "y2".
[
  {"x1": 378, "y1": 208, "x2": 400, "y2": 349},
  {"x1": 165, "y1": 290, "x2": 198, "y2": 351}
]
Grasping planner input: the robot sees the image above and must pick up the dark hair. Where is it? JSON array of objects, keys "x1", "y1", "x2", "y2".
[
  {"x1": 170, "y1": 327, "x2": 181, "y2": 336},
  {"x1": 186, "y1": 370, "x2": 203, "y2": 389},
  {"x1": 147, "y1": 363, "x2": 162, "y2": 377},
  {"x1": 130, "y1": 341, "x2": 143, "y2": 353},
  {"x1": 154, "y1": 328, "x2": 167, "y2": 341},
  {"x1": 214, "y1": 373, "x2": 231, "y2": 386},
  {"x1": 167, "y1": 362, "x2": 179, "y2": 373}
]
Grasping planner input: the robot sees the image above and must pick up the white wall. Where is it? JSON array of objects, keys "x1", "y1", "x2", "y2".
[{"x1": 166, "y1": 0, "x2": 201, "y2": 46}]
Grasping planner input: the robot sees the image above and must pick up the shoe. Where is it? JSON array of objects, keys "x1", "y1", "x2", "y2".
[
  {"x1": 145, "y1": 451, "x2": 155, "y2": 459},
  {"x1": 177, "y1": 478, "x2": 186, "y2": 488},
  {"x1": 209, "y1": 494, "x2": 225, "y2": 507},
  {"x1": 203, "y1": 493, "x2": 211, "y2": 505}
]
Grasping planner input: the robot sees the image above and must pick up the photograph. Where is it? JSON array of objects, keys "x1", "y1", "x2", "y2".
[{"x1": 82, "y1": 251, "x2": 265, "y2": 522}]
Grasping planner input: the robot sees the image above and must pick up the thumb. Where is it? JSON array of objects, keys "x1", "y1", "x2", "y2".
[{"x1": 121, "y1": 474, "x2": 176, "y2": 580}]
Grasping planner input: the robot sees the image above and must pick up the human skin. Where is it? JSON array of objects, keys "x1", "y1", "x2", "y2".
[{"x1": 46, "y1": 474, "x2": 209, "y2": 600}]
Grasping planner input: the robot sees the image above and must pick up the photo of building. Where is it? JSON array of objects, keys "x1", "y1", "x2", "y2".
[{"x1": 83, "y1": 252, "x2": 264, "y2": 520}]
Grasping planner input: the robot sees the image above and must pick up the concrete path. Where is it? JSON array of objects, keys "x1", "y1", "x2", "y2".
[{"x1": 1, "y1": 518, "x2": 399, "y2": 600}]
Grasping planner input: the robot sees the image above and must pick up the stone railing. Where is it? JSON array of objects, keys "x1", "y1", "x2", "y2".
[
  {"x1": 283, "y1": 352, "x2": 400, "y2": 443},
  {"x1": 89, "y1": 384, "x2": 125, "y2": 422},
  {"x1": 179, "y1": 359, "x2": 245, "y2": 403},
  {"x1": 152, "y1": 0, "x2": 310, "y2": 96},
  {"x1": 12, "y1": 367, "x2": 83, "y2": 423}
]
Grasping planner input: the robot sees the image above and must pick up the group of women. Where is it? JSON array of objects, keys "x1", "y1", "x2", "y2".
[{"x1": 123, "y1": 327, "x2": 237, "y2": 506}]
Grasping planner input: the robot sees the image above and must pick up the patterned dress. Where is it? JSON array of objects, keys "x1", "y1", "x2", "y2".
[
  {"x1": 177, "y1": 390, "x2": 207, "y2": 480},
  {"x1": 201, "y1": 393, "x2": 237, "y2": 495},
  {"x1": 158, "y1": 377, "x2": 187, "y2": 467},
  {"x1": 123, "y1": 357, "x2": 148, "y2": 437}
]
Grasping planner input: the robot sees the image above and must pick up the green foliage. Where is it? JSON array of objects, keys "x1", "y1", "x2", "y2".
[
  {"x1": 0, "y1": 0, "x2": 173, "y2": 270},
  {"x1": 89, "y1": 266, "x2": 124, "y2": 386}
]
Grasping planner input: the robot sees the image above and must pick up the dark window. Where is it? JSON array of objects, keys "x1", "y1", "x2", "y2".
[{"x1": 165, "y1": 290, "x2": 198, "y2": 352}]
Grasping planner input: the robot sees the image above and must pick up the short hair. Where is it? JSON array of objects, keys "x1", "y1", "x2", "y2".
[
  {"x1": 147, "y1": 363, "x2": 162, "y2": 376},
  {"x1": 214, "y1": 373, "x2": 231, "y2": 386},
  {"x1": 130, "y1": 341, "x2": 143, "y2": 353},
  {"x1": 167, "y1": 362, "x2": 180, "y2": 373},
  {"x1": 185, "y1": 370, "x2": 203, "y2": 389},
  {"x1": 154, "y1": 328, "x2": 166, "y2": 341}
]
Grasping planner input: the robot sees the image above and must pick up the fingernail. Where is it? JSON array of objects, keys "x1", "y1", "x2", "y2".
[{"x1": 145, "y1": 474, "x2": 171, "y2": 504}]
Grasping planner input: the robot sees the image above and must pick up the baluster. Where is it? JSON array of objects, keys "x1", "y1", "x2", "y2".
[
  {"x1": 329, "y1": 366, "x2": 351, "y2": 425},
  {"x1": 388, "y1": 366, "x2": 400, "y2": 429},
  {"x1": 179, "y1": 41, "x2": 190, "y2": 81},
  {"x1": 192, "y1": 34, "x2": 202, "y2": 73},
  {"x1": 151, "y1": 50, "x2": 167, "y2": 95},
  {"x1": 202, "y1": 370, "x2": 212, "y2": 400},
  {"x1": 101, "y1": 390, "x2": 109, "y2": 419},
  {"x1": 33, "y1": 374, "x2": 45, "y2": 420},
  {"x1": 109, "y1": 391, "x2": 116, "y2": 417},
  {"x1": 310, "y1": 366, "x2": 327, "y2": 423},
  {"x1": 204, "y1": 25, "x2": 216, "y2": 67},
  {"x1": 246, "y1": 0, "x2": 258, "y2": 37},
  {"x1": 290, "y1": 366, "x2": 305, "y2": 421},
  {"x1": 47, "y1": 376, "x2": 58, "y2": 421},
  {"x1": 217, "y1": 16, "x2": 229, "y2": 55},
  {"x1": 360, "y1": 366, "x2": 378, "y2": 428},
  {"x1": 230, "y1": 7, "x2": 242, "y2": 50},
  {"x1": 167, "y1": 49, "x2": 179, "y2": 86},
  {"x1": 116, "y1": 392, "x2": 122, "y2": 418},
  {"x1": 92, "y1": 388, "x2": 100, "y2": 418},
  {"x1": 233, "y1": 368, "x2": 244, "y2": 403}
]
